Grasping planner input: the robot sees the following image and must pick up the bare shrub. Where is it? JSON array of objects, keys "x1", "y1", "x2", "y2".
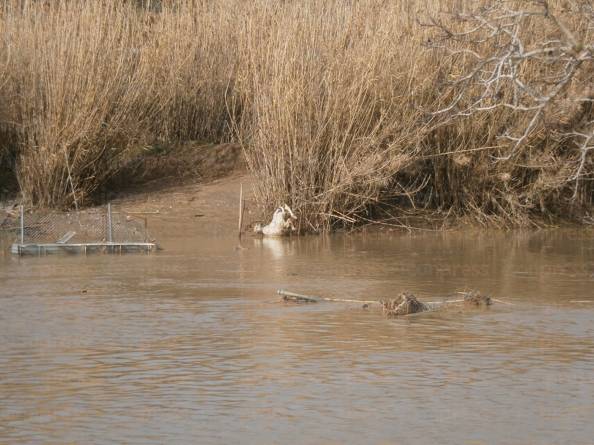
[
  {"x1": 237, "y1": 0, "x2": 593, "y2": 229},
  {"x1": 421, "y1": 0, "x2": 594, "y2": 225}
]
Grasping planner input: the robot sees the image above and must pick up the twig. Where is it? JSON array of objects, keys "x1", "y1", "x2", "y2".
[
  {"x1": 63, "y1": 146, "x2": 79, "y2": 212},
  {"x1": 490, "y1": 298, "x2": 515, "y2": 306},
  {"x1": 455, "y1": 292, "x2": 515, "y2": 306}
]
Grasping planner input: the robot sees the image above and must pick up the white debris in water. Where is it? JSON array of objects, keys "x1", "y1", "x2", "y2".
[{"x1": 254, "y1": 204, "x2": 297, "y2": 236}]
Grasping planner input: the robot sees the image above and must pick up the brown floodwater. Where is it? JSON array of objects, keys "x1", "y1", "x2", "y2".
[{"x1": 1, "y1": 229, "x2": 593, "y2": 444}]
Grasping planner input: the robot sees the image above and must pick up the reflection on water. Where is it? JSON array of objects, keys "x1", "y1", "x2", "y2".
[{"x1": 1, "y1": 230, "x2": 593, "y2": 444}]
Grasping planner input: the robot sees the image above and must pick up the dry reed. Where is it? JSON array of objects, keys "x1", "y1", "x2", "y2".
[
  {"x1": 0, "y1": 0, "x2": 591, "y2": 228},
  {"x1": 0, "y1": 0, "x2": 238, "y2": 206}
]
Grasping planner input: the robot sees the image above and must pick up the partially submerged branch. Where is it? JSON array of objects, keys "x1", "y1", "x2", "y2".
[{"x1": 278, "y1": 289, "x2": 494, "y2": 317}]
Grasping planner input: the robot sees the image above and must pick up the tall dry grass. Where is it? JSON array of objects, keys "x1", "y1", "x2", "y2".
[
  {"x1": 235, "y1": 1, "x2": 435, "y2": 231},
  {"x1": 235, "y1": 0, "x2": 593, "y2": 229},
  {"x1": 0, "y1": 0, "x2": 591, "y2": 227},
  {"x1": 0, "y1": 0, "x2": 238, "y2": 206}
]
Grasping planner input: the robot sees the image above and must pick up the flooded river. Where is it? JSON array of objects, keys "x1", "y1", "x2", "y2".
[{"x1": 1, "y1": 229, "x2": 593, "y2": 444}]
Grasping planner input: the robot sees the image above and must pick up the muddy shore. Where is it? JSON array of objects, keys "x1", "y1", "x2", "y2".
[{"x1": 2, "y1": 142, "x2": 593, "y2": 248}]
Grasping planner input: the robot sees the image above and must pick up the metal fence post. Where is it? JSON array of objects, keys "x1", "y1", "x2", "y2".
[
  {"x1": 20, "y1": 205, "x2": 24, "y2": 244},
  {"x1": 107, "y1": 203, "x2": 113, "y2": 243}
]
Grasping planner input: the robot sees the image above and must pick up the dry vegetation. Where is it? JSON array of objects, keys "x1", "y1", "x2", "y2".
[{"x1": 0, "y1": 0, "x2": 592, "y2": 229}]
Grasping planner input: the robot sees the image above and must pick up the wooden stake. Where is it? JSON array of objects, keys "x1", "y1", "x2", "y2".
[
  {"x1": 238, "y1": 183, "x2": 244, "y2": 238},
  {"x1": 20, "y1": 204, "x2": 24, "y2": 244}
]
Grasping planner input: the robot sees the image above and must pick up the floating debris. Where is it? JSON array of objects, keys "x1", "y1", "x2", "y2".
[
  {"x1": 254, "y1": 204, "x2": 297, "y2": 236},
  {"x1": 380, "y1": 292, "x2": 428, "y2": 317},
  {"x1": 278, "y1": 289, "x2": 499, "y2": 318},
  {"x1": 463, "y1": 291, "x2": 492, "y2": 307},
  {"x1": 278, "y1": 289, "x2": 376, "y2": 305},
  {"x1": 280, "y1": 290, "x2": 319, "y2": 303}
]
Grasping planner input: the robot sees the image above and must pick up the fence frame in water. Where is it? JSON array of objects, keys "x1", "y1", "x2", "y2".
[{"x1": 10, "y1": 203, "x2": 158, "y2": 256}]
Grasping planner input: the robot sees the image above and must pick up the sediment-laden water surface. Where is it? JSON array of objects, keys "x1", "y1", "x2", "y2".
[{"x1": 1, "y1": 230, "x2": 593, "y2": 444}]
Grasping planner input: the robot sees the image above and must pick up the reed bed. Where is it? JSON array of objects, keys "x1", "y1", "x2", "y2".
[
  {"x1": 0, "y1": 0, "x2": 238, "y2": 206},
  {"x1": 0, "y1": 0, "x2": 592, "y2": 228}
]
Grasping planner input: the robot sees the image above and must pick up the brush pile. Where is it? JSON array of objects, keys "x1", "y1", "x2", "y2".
[
  {"x1": 380, "y1": 293, "x2": 429, "y2": 317},
  {"x1": 463, "y1": 291, "x2": 492, "y2": 308}
]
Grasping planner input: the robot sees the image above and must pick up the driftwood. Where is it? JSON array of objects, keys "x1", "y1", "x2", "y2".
[
  {"x1": 278, "y1": 289, "x2": 497, "y2": 317},
  {"x1": 278, "y1": 289, "x2": 378, "y2": 305}
]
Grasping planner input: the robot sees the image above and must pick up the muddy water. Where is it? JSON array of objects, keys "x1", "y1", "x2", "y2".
[{"x1": 1, "y1": 229, "x2": 593, "y2": 444}]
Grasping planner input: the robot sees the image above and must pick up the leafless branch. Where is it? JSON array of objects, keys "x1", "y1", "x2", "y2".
[{"x1": 426, "y1": 0, "x2": 594, "y2": 200}]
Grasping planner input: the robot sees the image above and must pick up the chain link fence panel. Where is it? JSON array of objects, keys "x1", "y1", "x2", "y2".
[{"x1": 5, "y1": 204, "x2": 149, "y2": 245}]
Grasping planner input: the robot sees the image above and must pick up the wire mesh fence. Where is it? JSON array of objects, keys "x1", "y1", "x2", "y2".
[{"x1": 6, "y1": 204, "x2": 150, "y2": 245}]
